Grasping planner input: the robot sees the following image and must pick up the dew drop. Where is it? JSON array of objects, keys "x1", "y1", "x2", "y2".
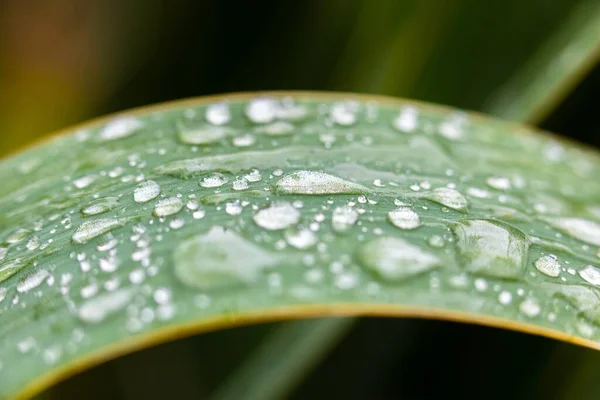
[
  {"x1": 257, "y1": 121, "x2": 294, "y2": 136},
  {"x1": 134, "y1": 181, "x2": 161, "y2": 203},
  {"x1": 486, "y1": 176, "x2": 511, "y2": 190},
  {"x1": 253, "y1": 202, "x2": 300, "y2": 231},
  {"x1": 545, "y1": 217, "x2": 600, "y2": 246},
  {"x1": 498, "y1": 290, "x2": 512, "y2": 305},
  {"x1": 452, "y1": 219, "x2": 529, "y2": 279},
  {"x1": 232, "y1": 134, "x2": 256, "y2": 147},
  {"x1": 534, "y1": 255, "x2": 561, "y2": 277},
  {"x1": 225, "y1": 201, "x2": 243, "y2": 216},
  {"x1": 77, "y1": 288, "x2": 136, "y2": 324},
  {"x1": 82, "y1": 197, "x2": 120, "y2": 216},
  {"x1": 232, "y1": 177, "x2": 249, "y2": 191},
  {"x1": 244, "y1": 169, "x2": 262, "y2": 182},
  {"x1": 284, "y1": 226, "x2": 317, "y2": 249},
  {"x1": 0, "y1": 259, "x2": 29, "y2": 283},
  {"x1": 392, "y1": 107, "x2": 417, "y2": 132},
  {"x1": 579, "y1": 265, "x2": 600, "y2": 286},
  {"x1": 421, "y1": 188, "x2": 468, "y2": 211},
  {"x1": 332, "y1": 206, "x2": 358, "y2": 233},
  {"x1": 174, "y1": 226, "x2": 279, "y2": 290},
  {"x1": 178, "y1": 125, "x2": 235, "y2": 145},
  {"x1": 99, "y1": 116, "x2": 143, "y2": 141},
  {"x1": 519, "y1": 298, "x2": 541, "y2": 317},
  {"x1": 387, "y1": 207, "x2": 421, "y2": 230},
  {"x1": 330, "y1": 101, "x2": 357, "y2": 126},
  {"x1": 6, "y1": 229, "x2": 31, "y2": 244},
  {"x1": 275, "y1": 170, "x2": 368, "y2": 195},
  {"x1": 543, "y1": 283, "x2": 600, "y2": 324},
  {"x1": 17, "y1": 269, "x2": 50, "y2": 293},
  {"x1": 199, "y1": 173, "x2": 229, "y2": 188},
  {"x1": 246, "y1": 98, "x2": 278, "y2": 123},
  {"x1": 26, "y1": 236, "x2": 41, "y2": 251},
  {"x1": 153, "y1": 197, "x2": 183, "y2": 217},
  {"x1": 428, "y1": 235, "x2": 445, "y2": 248},
  {"x1": 205, "y1": 102, "x2": 231, "y2": 126},
  {"x1": 358, "y1": 237, "x2": 441, "y2": 282},
  {"x1": 169, "y1": 217, "x2": 185, "y2": 230},
  {"x1": 72, "y1": 218, "x2": 122, "y2": 244}
]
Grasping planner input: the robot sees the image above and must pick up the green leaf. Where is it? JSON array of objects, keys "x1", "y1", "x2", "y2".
[{"x1": 2, "y1": 92, "x2": 600, "y2": 399}]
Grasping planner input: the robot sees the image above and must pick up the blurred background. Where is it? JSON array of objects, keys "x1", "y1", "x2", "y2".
[
  {"x1": 0, "y1": 0, "x2": 599, "y2": 157},
  {"x1": 1, "y1": 0, "x2": 600, "y2": 399}
]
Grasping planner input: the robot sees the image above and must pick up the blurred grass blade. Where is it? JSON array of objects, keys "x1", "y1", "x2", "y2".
[
  {"x1": 484, "y1": 0, "x2": 600, "y2": 123},
  {"x1": 3, "y1": 92, "x2": 600, "y2": 399},
  {"x1": 209, "y1": 318, "x2": 355, "y2": 400}
]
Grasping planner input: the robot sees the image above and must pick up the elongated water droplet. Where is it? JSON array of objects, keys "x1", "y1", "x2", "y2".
[
  {"x1": 358, "y1": 237, "x2": 441, "y2": 282},
  {"x1": 17, "y1": 269, "x2": 50, "y2": 293},
  {"x1": 178, "y1": 124, "x2": 235, "y2": 145},
  {"x1": 452, "y1": 219, "x2": 529, "y2": 279},
  {"x1": 174, "y1": 226, "x2": 279, "y2": 290},
  {"x1": 82, "y1": 197, "x2": 119, "y2": 216},
  {"x1": 6, "y1": 229, "x2": 30, "y2": 244},
  {"x1": 134, "y1": 181, "x2": 161, "y2": 203},
  {"x1": 77, "y1": 288, "x2": 136, "y2": 324},
  {"x1": 534, "y1": 255, "x2": 561, "y2": 277},
  {"x1": 284, "y1": 226, "x2": 317, "y2": 249},
  {"x1": 199, "y1": 173, "x2": 229, "y2": 188},
  {"x1": 257, "y1": 121, "x2": 294, "y2": 136},
  {"x1": 99, "y1": 116, "x2": 143, "y2": 141},
  {"x1": 332, "y1": 206, "x2": 358, "y2": 233},
  {"x1": 276, "y1": 170, "x2": 368, "y2": 195},
  {"x1": 543, "y1": 283, "x2": 600, "y2": 324},
  {"x1": 545, "y1": 217, "x2": 600, "y2": 246},
  {"x1": 72, "y1": 218, "x2": 122, "y2": 244},
  {"x1": 421, "y1": 188, "x2": 468, "y2": 211},
  {"x1": 387, "y1": 207, "x2": 420, "y2": 230},
  {"x1": 205, "y1": 102, "x2": 230, "y2": 126},
  {"x1": 0, "y1": 287, "x2": 6, "y2": 303},
  {"x1": 579, "y1": 265, "x2": 600, "y2": 286},
  {"x1": 253, "y1": 202, "x2": 300, "y2": 231},
  {"x1": 0, "y1": 247, "x2": 6, "y2": 261},
  {"x1": 246, "y1": 98, "x2": 277, "y2": 123},
  {"x1": 0, "y1": 258, "x2": 29, "y2": 283},
  {"x1": 486, "y1": 176, "x2": 511, "y2": 190},
  {"x1": 153, "y1": 197, "x2": 183, "y2": 217}
]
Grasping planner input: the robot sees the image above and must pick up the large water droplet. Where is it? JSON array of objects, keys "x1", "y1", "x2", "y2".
[
  {"x1": 543, "y1": 283, "x2": 600, "y2": 324},
  {"x1": 174, "y1": 226, "x2": 279, "y2": 290},
  {"x1": 421, "y1": 188, "x2": 468, "y2": 212},
  {"x1": 153, "y1": 197, "x2": 183, "y2": 217},
  {"x1": 579, "y1": 265, "x2": 600, "y2": 286},
  {"x1": 275, "y1": 170, "x2": 368, "y2": 195},
  {"x1": 358, "y1": 237, "x2": 441, "y2": 282},
  {"x1": 387, "y1": 207, "x2": 421, "y2": 230},
  {"x1": 72, "y1": 218, "x2": 123, "y2": 244},
  {"x1": 199, "y1": 173, "x2": 229, "y2": 188},
  {"x1": 205, "y1": 102, "x2": 231, "y2": 126},
  {"x1": 17, "y1": 269, "x2": 50, "y2": 293},
  {"x1": 253, "y1": 202, "x2": 300, "y2": 231},
  {"x1": 452, "y1": 219, "x2": 529, "y2": 279},
  {"x1": 98, "y1": 116, "x2": 143, "y2": 141},
  {"x1": 534, "y1": 255, "x2": 561, "y2": 277},
  {"x1": 332, "y1": 206, "x2": 358, "y2": 233},
  {"x1": 246, "y1": 98, "x2": 278, "y2": 123},
  {"x1": 77, "y1": 288, "x2": 136, "y2": 324},
  {"x1": 82, "y1": 197, "x2": 120, "y2": 216},
  {"x1": 545, "y1": 217, "x2": 600, "y2": 246},
  {"x1": 134, "y1": 181, "x2": 161, "y2": 203}
]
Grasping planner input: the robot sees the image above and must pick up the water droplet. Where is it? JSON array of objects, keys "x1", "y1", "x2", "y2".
[
  {"x1": 153, "y1": 197, "x2": 183, "y2": 217},
  {"x1": 0, "y1": 287, "x2": 7, "y2": 303},
  {"x1": 498, "y1": 291, "x2": 512, "y2": 305},
  {"x1": 174, "y1": 226, "x2": 279, "y2": 290},
  {"x1": 134, "y1": 181, "x2": 161, "y2": 203},
  {"x1": 330, "y1": 101, "x2": 358, "y2": 126},
  {"x1": 253, "y1": 202, "x2": 300, "y2": 230},
  {"x1": 358, "y1": 237, "x2": 441, "y2": 282},
  {"x1": 82, "y1": 197, "x2": 120, "y2": 216},
  {"x1": 98, "y1": 116, "x2": 143, "y2": 141},
  {"x1": 244, "y1": 169, "x2": 262, "y2": 182},
  {"x1": 519, "y1": 298, "x2": 541, "y2": 317},
  {"x1": 486, "y1": 176, "x2": 511, "y2": 190},
  {"x1": 275, "y1": 170, "x2": 368, "y2": 195},
  {"x1": 545, "y1": 217, "x2": 600, "y2": 246},
  {"x1": 284, "y1": 226, "x2": 317, "y2": 249},
  {"x1": 199, "y1": 173, "x2": 229, "y2": 188},
  {"x1": 579, "y1": 265, "x2": 600, "y2": 286},
  {"x1": 246, "y1": 98, "x2": 278, "y2": 123},
  {"x1": 392, "y1": 107, "x2": 417, "y2": 132},
  {"x1": 438, "y1": 115, "x2": 466, "y2": 140},
  {"x1": 232, "y1": 134, "x2": 256, "y2": 147},
  {"x1": 428, "y1": 235, "x2": 445, "y2": 248},
  {"x1": 26, "y1": 236, "x2": 41, "y2": 251},
  {"x1": 6, "y1": 229, "x2": 31, "y2": 244},
  {"x1": 169, "y1": 217, "x2": 185, "y2": 230},
  {"x1": 205, "y1": 102, "x2": 230, "y2": 125},
  {"x1": 452, "y1": 219, "x2": 529, "y2": 279},
  {"x1": 72, "y1": 218, "x2": 123, "y2": 244},
  {"x1": 17, "y1": 269, "x2": 50, "y2": 293},
  {"x1": 387, "y1": 207, "x2": 420, "y2": 230},
  {"x1": 99, "y1": 257, "x2": 119, "y2": 272},
  {"x1": 0, "y1": 247, "x2": 6, "y2": 261},
  {"x1": 77, "y1": 288, "x2": 136, "y2": 324},
  {"x1": 534, "y1": 255, "x2": 561, "y2": 277},
  {"x1": 0, "y1": 259, "x2": 28, "y2": 283},
  {"x1": 543, "y1": 283, "x2": 600, "y2": 324},
  {"x1": 421, "y1": 188, "x2": 468, "y2": 211},
  {"x1": 332, "y1": 206, "x2": 358, "y2": 233},
  {"x1": 257, "y1": 121, "x2": 294, "y2": 136},
  {"x1": 225, "y1": 201, "x2": 243, "y2": 216},
  {"x1": 232, "y1": 177, "x2": 249, "y2": 191},
  {"x1": 178, "y1": 125, "x2": 235, "y2": 145}
]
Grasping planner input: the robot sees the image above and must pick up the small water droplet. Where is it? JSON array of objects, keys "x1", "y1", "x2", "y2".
[
  {"x1": 276, "y1": 170, "x2": 368, "y2": 195},
  {"x1": 332, "y1": 206, "x2": 358, "y2": 233},
  {"x1": 486, "y1": 176, "x2": 511, "y2": 190},
  {"x1": 178, "y1": 124, "x2": 235, "y2": 145},
  {"x1": 169, "y1": 217, "x2": 185, "y2": 230},
  {"x1": 99, "y1": 257, "x2": 119, "y2": 272},
  {"x1": 244, "y1": 169, "x2": 262, "y2": 182},
  {"x1": 253, "y1": 202, "x2": 300, "y2": 230},
  {"x1": 232, "y1": 134, "x2": 256, "y2": 147},
  {"x1": 428, "y1": 235, "x2": 445, "y2": 248},
  {"x1": 387, "y1": 207, "x2": 421, "y2": 230},
  {"x1": 153, "y1": 197, "x2": 183, "y2": 217},
  {"x1": 77, "y1": 288, "x2": 136, "y2": 324},
  {"x1": 199, "y1": 173, "x2": 229, "y2": 188},
  {"x1": 174, "y1": 226, "x2": 279, "y2": 290},
  {"x1": 534, "y1": 255, "x2": 561, "y2": 277},
  {"x1": 421, "y1": 188, "x2": 468, "y2": 211},
  {"x1": 519, "y1": 298, "x2": 541, "y2": 317},
  {"x1": 205, "y1": 102, "x2": 231, "y2": 126},
  {"x1": 359, "y1": 237, "x2": 440, "y2": 282},
  {"x1": 98, "y1": 116, "x2": 143, "y2": 141},
  {"x1": 452, "y1": 219, "x2": 529, "y2": 279},
  {"x1": 17, "y1": 269, "x2": 50, "y2": 293},
  {"x1": 26, "y1": 236, "x2": 41, "y2": 251},
  {"x1": 579, "y1": 265, "x2": 600, "y2": 286},
  {"x1": 72, "y1": 218, "x2": 122, "y2": 244},
  {"x1": 284, "y1": 226, "x2": 317, "y2": 249},
  {"x1": 498, "y1": 290, "x2": 512, "y2": 305},
  {"x1": 82, "y1": 197, "x2": 120, "y2": 216},
  {"x1": 392, "y1": 107, "x2": 417, "y2": 132},
  {"x1": 246, "y1": 98, "x2": 278, "y2": 123},
  {"x1": 330, "y1": 101, "x2": 358, "y2": 126},
  {"x1": 232, "y1": 177, "x2": 249, "y2": 191},
  {"x1": 134, "y1": 181, "x2": 161, "y2": 203},
  {"x1": 258, "y1": 121, "x2": 294, "y2": 136}
]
